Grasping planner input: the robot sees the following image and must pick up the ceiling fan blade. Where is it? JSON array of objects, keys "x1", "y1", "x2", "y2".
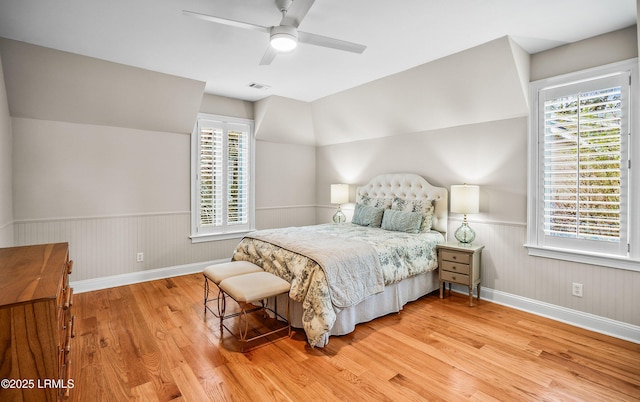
[
  {"x1": 280, "y1": 0, "x2": 315, "y2": 28},
  {"x1": 259, "y1": 46, "x2": 278, "y2": 65},
  {"x1": 298, "y1": 31, "x2": 366, "y2": 54},
  {"x1": 182, "y1": 10, "x2": 269, "y2": 33}
]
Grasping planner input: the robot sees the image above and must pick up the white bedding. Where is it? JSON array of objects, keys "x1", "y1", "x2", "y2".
[{"x1": 232, "y1": 223, "x2": 444, "y2": 346}]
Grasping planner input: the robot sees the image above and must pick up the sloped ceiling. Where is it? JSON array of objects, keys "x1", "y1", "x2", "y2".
[
  {"x1": 255, "y1": 95, "x2": 315, "y2": 145},
  {"x1": 0, "y1": 38, "x2": 205, "y2": 134},
  {"x1": 310, "y1": 36, "x2": 530, "y2": 146},
  {"x1": 0, "y1": 33, "x2": 538, "y2": 147}
]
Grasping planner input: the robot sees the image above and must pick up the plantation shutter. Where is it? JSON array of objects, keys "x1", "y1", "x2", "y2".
[
  {"x1": 226, "y1": 126, "x2": 249, "y2": 226},
  {"x1": 195, "y1": 118, "x2": 252, "y2": 235},
  {"x1": 538, "y1": 72, "x2": 629, "y2": 256},
  {"x1": 198, "y1": 123, "x2": 223, "y2": 228}
]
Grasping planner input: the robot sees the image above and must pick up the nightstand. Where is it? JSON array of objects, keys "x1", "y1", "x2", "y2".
[{"x1": 437, "y1": 242, "x2": 484, "y2": 306}]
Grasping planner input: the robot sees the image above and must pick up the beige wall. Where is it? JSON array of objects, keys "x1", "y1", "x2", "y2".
[
  {"x1": 12, "y1": 118, "x2": 190, "y2": 220},
  {"x1": 316, "y1": 117, "x2": 528, "y2": 224},
  {"x1": 255, "y1": 140, "x2": 317, "y2": 229},
  {"x1": 0, "y1": 51, "x2": 12, "y2": 247},
  {"x1": 256, "y1": 140, "x2": 316, "y2": 209},
  {"x1": 200, "y1": 93, "x2": 254, "y2": 120},
  {"x1": 530, "y1": 25, "x2": 638, "y2": 81}
]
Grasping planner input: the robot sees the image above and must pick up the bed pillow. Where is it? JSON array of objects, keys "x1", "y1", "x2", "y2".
[
  {"x1": 360, "y1": 195, "x2": 394, "y2": 210},
  {"x1": 381, "y1": 209, "x2": 423, "y2": 233},
  {"x1": 391, "y1": 197, "x2": 435, "y2": 232},
  {"x1": 351, "y1": 203, "x2": 385, "y2": 227}
]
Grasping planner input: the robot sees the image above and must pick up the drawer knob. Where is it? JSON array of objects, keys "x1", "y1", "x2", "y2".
[{"x1": 452, "y1": 276, "x2": 457, "y2": 280}]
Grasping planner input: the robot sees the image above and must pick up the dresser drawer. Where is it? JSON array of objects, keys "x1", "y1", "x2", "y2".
[
  {"x1": 440, "y1": 270, "x2": 470, "y2": 285},
  {"x1": 441, "y1": 250, "x2": 471, "y2": 264},
  {"x1": 441, "y1": 260, "x2": 470, "y2": 275}
]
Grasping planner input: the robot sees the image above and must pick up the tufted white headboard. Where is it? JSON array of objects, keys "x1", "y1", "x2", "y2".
[{"x1": 355, "y1": 173, "x2": 448, "y2": 235}]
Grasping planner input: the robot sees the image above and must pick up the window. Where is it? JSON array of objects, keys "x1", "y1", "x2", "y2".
[
  {"x1": 527, "y1": 59, "x2": 639, "y2": 271},
  {"x1": 191, "y1": 114, "x2": 254, "y2": 242}
]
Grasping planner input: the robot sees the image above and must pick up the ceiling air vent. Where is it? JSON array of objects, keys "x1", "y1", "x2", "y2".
[{"x1": 248, "y1": 82, "x2": 271, "y2": 91}]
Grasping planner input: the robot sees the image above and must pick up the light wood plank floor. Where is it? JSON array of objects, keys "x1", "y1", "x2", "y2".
[{"x1": 68, "y1": 273, "x2": 640, "y2": 401}]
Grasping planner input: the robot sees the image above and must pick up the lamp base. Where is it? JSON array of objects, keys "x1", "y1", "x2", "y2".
[
  {"x1": 332, "y1": 207, "x2": 346, "y2": 223},
  {"x1": 454, "y1": 219, "x2": 475, "y2": 245}
]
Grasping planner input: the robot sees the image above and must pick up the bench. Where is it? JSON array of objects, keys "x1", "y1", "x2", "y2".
[
  {"x1": 203, "y1": 261, "x2": 263, "y2": 318},
  {"x1": 203, "y1": 261, "x2": 291, "y2": 351}
]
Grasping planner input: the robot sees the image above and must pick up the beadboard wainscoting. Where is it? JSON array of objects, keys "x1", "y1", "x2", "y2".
[
  {"x1": 13, "y1": 206, "x2": 317, "y2": 292},
  {"x1": 14, "y1": 212, "x2": 239, "y2": 283},
  {"x1": 448, "y1": 217, "x2": 640, "y2": 343}
]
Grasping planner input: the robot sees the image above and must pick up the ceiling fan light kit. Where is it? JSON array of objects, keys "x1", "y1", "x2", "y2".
[{"x1": 270, "y1": 25, "x2": 298, "y2": 52}]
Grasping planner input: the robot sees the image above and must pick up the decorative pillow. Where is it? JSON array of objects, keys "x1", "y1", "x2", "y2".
[
  {"x1": 381, "y1": 209, "x2": 423, "y2": 233},
  {"x1": 351, "y1": 203, "x2": 384, "y2": 228},
  {"x1": 360, "y1": 195, "x2": 394, "y2": 210},
  {"x1": 391, "y1": 197, "x2": 435, "y2": 232}
]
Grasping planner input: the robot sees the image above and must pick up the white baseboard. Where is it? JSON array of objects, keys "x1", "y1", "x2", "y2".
[
  {"x1": 70, "y1": 258, "x2": 230, "y2": 294},
  {"x1": 450, "y1": 285, "x2": 640, "y2": 344}
]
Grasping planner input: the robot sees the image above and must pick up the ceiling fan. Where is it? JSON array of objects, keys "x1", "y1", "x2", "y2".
[{"x1": 183, "y1": 0, "x2": 367, "y2": 65}]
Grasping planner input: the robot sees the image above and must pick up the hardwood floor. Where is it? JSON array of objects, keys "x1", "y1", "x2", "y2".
[{"x1": 68, "y1": 273, "x2": 640, "y2": 401}]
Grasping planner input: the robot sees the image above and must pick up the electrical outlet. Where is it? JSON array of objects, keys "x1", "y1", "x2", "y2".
[
  {"x1": 136, "y1": 252, "x2": 144, "y2": 263},
  {"x1": 572, "y1": 282, "x2": 583, "y2": 297}
]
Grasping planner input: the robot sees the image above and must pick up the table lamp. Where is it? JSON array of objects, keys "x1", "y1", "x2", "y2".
[
  {"x1": 331, "y1": 184, "x2": 349, "y2": 223},
  {"x1": 451, "y1": 184, "x2": 479, "y2": 244}
]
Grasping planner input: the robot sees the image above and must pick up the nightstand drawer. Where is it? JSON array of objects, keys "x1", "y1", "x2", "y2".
[
  {"x1": 440, "y1": 270, "x2": 470, "y2": 285},
  {"x1": 441, "y1": 250, "x2": 471, "y2": 264},
  {"x1": 441, "y1": 260, "x2": 470, "y2": 275}
]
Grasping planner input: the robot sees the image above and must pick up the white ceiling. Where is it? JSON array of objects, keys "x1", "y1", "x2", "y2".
[{"x1": 0, "y1": 0, "x2": 636, "y2": 103}]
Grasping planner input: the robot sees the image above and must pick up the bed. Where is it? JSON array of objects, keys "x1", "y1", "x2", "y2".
[{"x1": 231, "y1": 173, "x2": 448, "y2": 347}]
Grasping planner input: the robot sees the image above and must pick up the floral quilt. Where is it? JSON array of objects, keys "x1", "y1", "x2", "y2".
[{"x1": 232, "y1": 223, "x2": 444, "y2": 347}]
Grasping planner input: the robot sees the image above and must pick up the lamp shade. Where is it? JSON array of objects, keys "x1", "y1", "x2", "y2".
[
  {"x1": 330, "y1": 184, "x2": 349, "y2": 204},
  {"x1": 450, "y1": 184, "x2": 479, "y2": 214}
]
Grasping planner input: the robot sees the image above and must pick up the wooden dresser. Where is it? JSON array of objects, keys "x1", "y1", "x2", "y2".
[{"x1": 0, "y1": 243, "x2": 75, "y2": 401}]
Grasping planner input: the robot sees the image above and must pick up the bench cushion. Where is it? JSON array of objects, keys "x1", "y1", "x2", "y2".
[
  {"x1": 219, "y1": 271, "x2": 291, "y2": 303},
  {"x1": 203, "y1": 261, "x2": 262, "y2": 284}
]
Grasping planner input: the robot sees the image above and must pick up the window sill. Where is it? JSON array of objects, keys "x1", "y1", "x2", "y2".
[
  {"x1": 524, "y1": 244, "x2": 640, "y2": 272},
  {"x1": 190, "y1": 230, "x2": 254, "y2": 244}
]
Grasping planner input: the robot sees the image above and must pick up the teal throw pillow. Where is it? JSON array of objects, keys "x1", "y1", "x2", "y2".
[
  {"x1": 352, "y1": 203, "x2": 384, "y2": 228},
  {"x1": 381, "y1": 209, "x2": 423, "y2": 233}
]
